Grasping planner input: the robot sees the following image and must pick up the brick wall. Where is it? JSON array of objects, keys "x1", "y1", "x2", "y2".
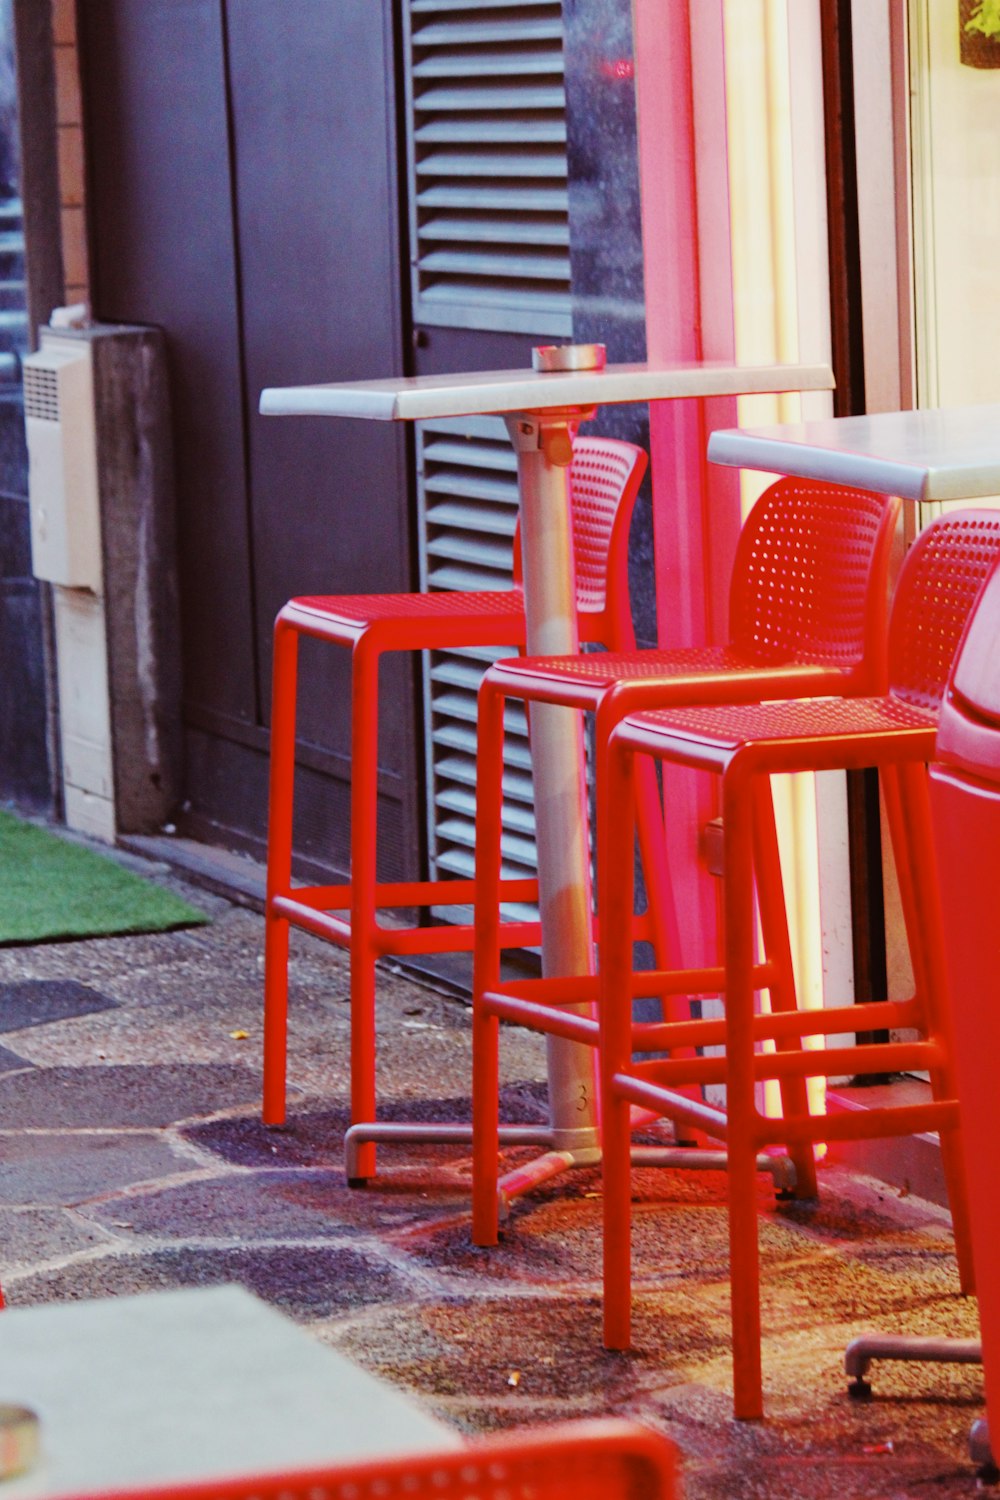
[{"x1": 51, "y1": 0, "x2": 87, "y2": 307}]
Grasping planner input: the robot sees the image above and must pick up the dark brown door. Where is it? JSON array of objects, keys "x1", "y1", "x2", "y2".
[{"x1": 78, "y1": 0, "x2": 420, "y2": 881}]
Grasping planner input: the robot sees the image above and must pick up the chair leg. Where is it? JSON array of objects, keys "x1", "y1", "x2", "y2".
[
  {"x1": 885, "y1": 762, "x2": 976, "y2": 1294},
  {"x1": 263, "y1": 617, "x2": 299, "y2": 1126},
  {"x1": 602, "y1": 735, "x2": 639, "y2": 1350},
  {"x1": 724, "y1": 771, "x2": 765, "y2": 1420},
  {"x1": 750, "y1": 779, "x2": 819, "y2": 1200},
  {"x1": 348, "y1": 637, "x2": 381, "y2": 1184},
  {"x1": 472, "y1": 679, "x2": 508, "y2": 1246}
]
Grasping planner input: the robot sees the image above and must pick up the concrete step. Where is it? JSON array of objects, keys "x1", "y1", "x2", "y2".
[{"x1": 826, "y1": 1079, "x2": 946, "y2": 1208}]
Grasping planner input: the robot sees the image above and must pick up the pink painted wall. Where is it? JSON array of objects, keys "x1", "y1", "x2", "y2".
[{"x1": 631, "y1": 0, "x2": 741, "y2": 964}]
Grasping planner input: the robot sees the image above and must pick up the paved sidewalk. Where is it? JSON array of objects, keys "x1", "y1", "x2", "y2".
[{"x1": 0, "y1": 851, "x2": 986, "y2": 1498}]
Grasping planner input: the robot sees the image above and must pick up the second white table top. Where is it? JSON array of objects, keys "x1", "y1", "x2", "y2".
[{"x1": 707, "y1": 402, "x2": 1000, "y2": 502}]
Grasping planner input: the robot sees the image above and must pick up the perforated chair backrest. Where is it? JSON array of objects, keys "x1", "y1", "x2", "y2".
[
  {"x1": 728, "y1": 477, "x2": 901, "y2": 693},
  {"x1": 935, "y1": 556, "x2": 1000, "y2": 779},
  {"x1": 513, "y1": 436, "x2": 648, "y2": 648},
  {"x1": 63, "y1": 1420, "x2": 677, "y2": 1500},
  {"x1": 888, "y1": 508, "x2": 1000, "y2": 711}
]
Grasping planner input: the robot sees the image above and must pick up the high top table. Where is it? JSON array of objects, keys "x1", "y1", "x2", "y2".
[
  {"x1": 707, "y1": 401, "x2": 1000, "y2": 501},
  {"x1": 261, "y1": 354, "x2": 833, "y2": 1203},
  {"x1": 708, "y1": 399, "x2": 1000, "y2": 1473},
  {"x1": 0, "y1": 1285, "x2": 456, "y2": 1497}
]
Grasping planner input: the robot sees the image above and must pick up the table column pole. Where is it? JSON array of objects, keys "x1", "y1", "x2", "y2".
[{"x1": 505, "y1": 410, "x2": 601, "y2": 1159}]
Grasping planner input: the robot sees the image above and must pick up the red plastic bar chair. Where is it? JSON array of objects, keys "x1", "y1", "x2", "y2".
[
  {"x1": 264, "y1": 436, "x2": 647, "y2": 1180},
  {"x1": 599, "y1": 507, "x2": 1000, "y2": 1420},
  {"x1": 56, "y1": 1420, "x2": 678, "y2": 1500},
  {"x1": 927, "y1": 557, "x2": 1000, "y2": 1469},
  {"x1": 472, "y1": 479, "x2": 901, "y2": 1239}
]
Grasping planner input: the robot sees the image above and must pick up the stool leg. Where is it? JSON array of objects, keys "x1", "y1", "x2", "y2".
[
  {"x1": 602, "y1": 734, "x2": 639, "y2": 1349},
  {"x1": 724, "y1": 769, "x2": 764, "y2": 1420},
  {"x1": 263, "y1": 616, "x2": 299, "y2": 1126},
  {"x1": 750, "y1": 779, "x2": 819, "y2": 1200},
  {"x1": 472, "y1": 679, "x2": 507, "y2": 1246},
  {"x1": 886, "y1": 762, "x2": 975, "y2": 1293},
  {"x1": 596, "y1": 696, "x2": 703, "y2": 1136},
  {"x1": 348, "y1": 636, "x2": 380, "y2": 1184},
  {"x1": 633, "y1": 756, "x2": 681, "y2": 972}
]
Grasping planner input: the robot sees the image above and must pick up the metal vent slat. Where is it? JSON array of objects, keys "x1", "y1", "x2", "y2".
[
  {"x1": 415, "y1": 84, "x2": 564, "y2": 111},
  {"x1": 426, "y1": 510, "x2": 516, "y2": 543},
  {"x1": 416, "y1": 150, "x2": 567, "y2": 179},
  {"x1": 417, "y1": 184, "x2": 568, "y2": 211},
  {"x1": 426, "y1": 534, "x2": 513, "y2": 569},
  {"x1": 437, "y1": 753, "x2": 534, "y2": 801},
  {"x1": 423, "y1": 435, "x2": 518, "y2": 468},
  {"x1": 412, "y1": 0, "x2": 556, "y2": 12},
  {"x1": 436, "y1": 815, "x2": 538, "y2": 866},
  {"x1": 426, "y1": 562, "x2": 512, "y2": 592},
  {"x1": 438, "y1": 787, "x2": 538, "y2": 840},
  {"x1": 419, "y1": 281, "x2": 572, "y2": 312},
  {"x1": 420, "y1": 248, "x2": 570, "y2": 280},
  {"x1": 430, "y1": 694, "x2": 529, "y2": 738},
  {"x1": 421, "y1": 416, "x2": 517, "y2": 442},
  {"x1": 425, "y1": 471, "x2": 519, "y2": 502},
  {"x1": 434, "y1": 720, "x2": 534, "y2": 771},
  {"x1": 420, "y1": 216, "x2": 568, "y2": 246},
  {"x1": 431, "y1": 656, "x2": 503, "y2": 691},
  {"x1": 413, "y1": 20, "x2": 563, "y2": 46},
  {"x1": 415, "y1": 120, "x2": 566, "y2": 145},
  {"x1": 414, "y1": 51, "x2": 563, "y2": 78}
]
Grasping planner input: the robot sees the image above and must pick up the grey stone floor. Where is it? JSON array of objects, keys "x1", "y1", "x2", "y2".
[{"x1": 0, "y1": 855, "x2": 989, "y2": 1498}]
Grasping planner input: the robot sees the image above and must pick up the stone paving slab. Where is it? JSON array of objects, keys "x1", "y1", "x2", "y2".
[
  {"x1": 0, "y1": 1130, "x2": 194, "y2": 1204},
  {"x1": 0, "y1": 978, "x2": 119, "y2": 1030},
  {"x1": 0, "y1": 1044, "x2": 31, "y2": 1075},
  {"x1": 13, "y1": 1243, "x2": 412, "y2": 1321},
  {"x1": 0, "y1": 1062, "x2": 260, "y2": 1128},
  {"x1": 82, "y1": 1167, "x2": 470, "y2": 1240},
  {"x1": 0, "y1": 1205, "x2": 113, "y2": 1269},
  {"x1": 0, "y1": 857, "x2": 990, "y2": 1498}
]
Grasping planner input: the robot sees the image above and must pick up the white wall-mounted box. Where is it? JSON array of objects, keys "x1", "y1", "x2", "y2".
[{"x1": 24, "y1": 332, "x2": 102, "y2": 593}]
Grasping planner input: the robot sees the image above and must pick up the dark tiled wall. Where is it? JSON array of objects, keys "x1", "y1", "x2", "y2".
[
  {"x1": 563, "y1": 0, "x2": 654, "y2": 647},
  {"x1": 0, "y1": 398, "x2": 49, "y2": 808},
  {"x1": 0, "y1": 4, "x2": 50, "y2": 810}
]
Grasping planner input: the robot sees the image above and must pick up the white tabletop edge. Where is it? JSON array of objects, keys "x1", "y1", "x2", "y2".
[
  {"x1": 259, "y1": 360, "x2": 833, "y2": 422},
  {"x1": 708, "y1": 403, "x2": 1000, "y2": 501},
  {"x1": 707, "y1": 430, "x2": 931, "y2": 500}
]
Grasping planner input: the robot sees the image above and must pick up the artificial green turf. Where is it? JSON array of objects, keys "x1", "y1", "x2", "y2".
[{"x1": 0, "y1": 811, "x2": 208, "y2": 945}]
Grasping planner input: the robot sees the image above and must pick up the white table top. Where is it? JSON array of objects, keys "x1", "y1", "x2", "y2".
[
  {"x1": 259, "y1": 359, "x2": 833, "y2": 422},
  {"x1": 707, "y1": 402, "x2": 1000, "y2": 502},
  {"x1": 0, "y1": 1286, "x2": 455, "y2": 1498}
]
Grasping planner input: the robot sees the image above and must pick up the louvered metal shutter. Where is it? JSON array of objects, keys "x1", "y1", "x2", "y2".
[
  {"x1": 403, "y1": 0, "x2": 571, "y2": 337},
  {"x1": 417, "y1": 416, "x2": 538, "y2": 920},
  {"x1": 404, "y1": 1, "x2": 571, "y2": 923}
]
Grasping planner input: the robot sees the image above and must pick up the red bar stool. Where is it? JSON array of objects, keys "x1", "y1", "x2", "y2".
[
  {"x1": 598, "y1": 507, "x2": 1000, "y2": 1420},
  {"x1": 928, "y1": 557, "x2": 1000, "y2": 1470},
  {"x1": 474, "y1": 479, "x2": 900, "y2": 977},
  {"x1": 263, "y1": 436, "x2": 647, "y2": 1182},
  {"x1": 472, "y1": 478, "x2": 901, "y2": 1235}
]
